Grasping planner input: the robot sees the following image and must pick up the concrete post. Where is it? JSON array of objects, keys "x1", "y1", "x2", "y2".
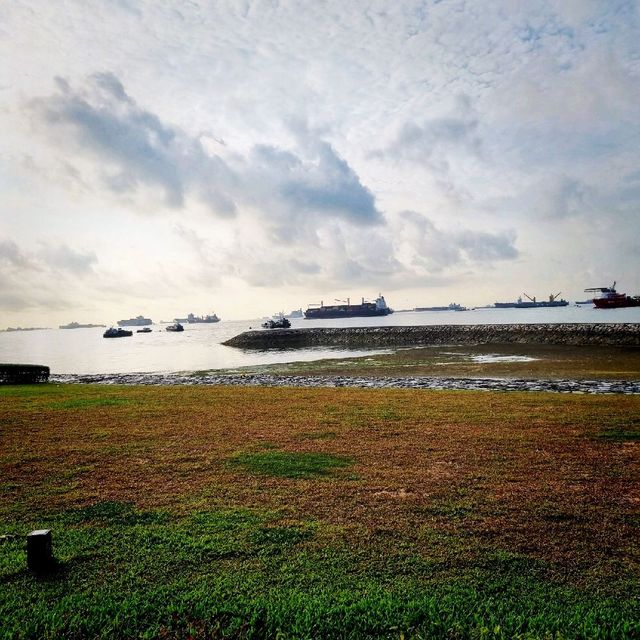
[{"x1": 27, "y1": 529, "x2": 53, "y2": 573}]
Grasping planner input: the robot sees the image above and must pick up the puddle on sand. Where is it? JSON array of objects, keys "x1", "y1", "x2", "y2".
[
  {"x1": 471, "y1": 354, "x2": 538, "y2": 364},
  {"x1": 432, "y1": 352, "x2": 538, "y2": 365}
]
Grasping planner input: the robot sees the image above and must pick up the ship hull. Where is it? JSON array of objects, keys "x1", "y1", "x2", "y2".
[
  {"x1": 494, "y1": 301, "x2": 569, "y2": 309},
  {"x1": 304, "y1": 307, "x2": 393, "y2": 319},
  {"x1": 593, "y1": 297, "x2": 640, "y2": 309},
  {"x1": 117, "y1": 318, "x2": 152, "y2": 327}
]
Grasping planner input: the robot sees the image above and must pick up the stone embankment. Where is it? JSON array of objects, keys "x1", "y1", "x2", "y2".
[{"x1": 223, "y1": 323, "x2": 640, "y2": 349}]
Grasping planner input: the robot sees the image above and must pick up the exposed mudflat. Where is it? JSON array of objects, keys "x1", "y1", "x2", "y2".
[{"x1": 50, "y1": 372, "x2": 640, "y2": 394}]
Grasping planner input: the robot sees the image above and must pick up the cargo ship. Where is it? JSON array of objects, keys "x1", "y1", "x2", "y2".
[
  {"x1": 60, "y1": 321, "x2": 106, "y2": 329},
  {"x1": 585, "y1": 282, "x2": 640, "y2": 309},
  {"x1": 304, "y1": 294, "x2": 392, "y2": 319},
  {"x1": 117, "y1": 315, "x2": 152, "y2": 327},
  {"x1": 494, "y1": 293, "x2": 568, "y2": 309},
  {"x1": 174, "y1": 313, "x2": 220, "y2": 324},
  {"x1": 414, "y1": 303, "x2": 467, "y2": 312}
]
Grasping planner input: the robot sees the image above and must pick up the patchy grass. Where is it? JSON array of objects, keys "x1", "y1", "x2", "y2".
[
  {"x1": 597, "y1": 430, "x2": 640, "y2": 441},
  {"x1": 1, "y1": 383, "x2": 639, "y2": 638},
  {"x1": 230, "y1": 449, "x2": 352, "y2": 479}
]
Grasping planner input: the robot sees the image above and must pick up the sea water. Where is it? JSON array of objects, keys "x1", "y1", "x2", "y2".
[{"x1": 1, "y1": 306, "x2": 639, "y2": 375}]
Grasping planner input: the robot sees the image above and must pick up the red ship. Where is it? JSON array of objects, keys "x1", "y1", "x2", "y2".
[{"x1": 585, "y1": 282, "x2": 640, "y2": 309}]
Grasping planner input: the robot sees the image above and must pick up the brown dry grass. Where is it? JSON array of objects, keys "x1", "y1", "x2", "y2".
[{"x1": 2, "y1": 384, "x2": 639, "y2": 588}]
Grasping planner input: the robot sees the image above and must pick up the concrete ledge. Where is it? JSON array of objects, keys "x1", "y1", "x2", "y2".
[{"x1": 222, "y1": 324, "x2": 640, "y2": 349}]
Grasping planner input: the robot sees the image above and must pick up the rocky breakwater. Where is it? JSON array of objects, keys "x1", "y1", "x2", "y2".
[{"x1": 223, "y1": 323, "x2": 640, "y2": 349}]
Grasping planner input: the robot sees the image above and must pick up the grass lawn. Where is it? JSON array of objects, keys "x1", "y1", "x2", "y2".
[{"x1": 1, "y1": 383, "x2": 639, "y2": 639}]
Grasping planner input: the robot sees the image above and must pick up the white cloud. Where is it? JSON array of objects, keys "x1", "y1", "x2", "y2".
[{"x1": 1, "y1": 0, "x2": 639, "y2": 324}]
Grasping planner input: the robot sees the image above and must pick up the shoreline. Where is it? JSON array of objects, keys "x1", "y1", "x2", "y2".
[{"x1": 50, "y1": 372, "x2": 640, "y2": 394}]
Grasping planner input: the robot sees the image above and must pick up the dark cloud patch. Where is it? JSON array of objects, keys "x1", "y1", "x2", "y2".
[
  {"x1": 33, "y1": 74, "x2": 381, "y2": 230},
  {"x1": 289, "y1": 258, "x2": 321, "y2": 275},
  {"x1": 280, "y1": 142, "x2": 379, "y2": 224},
  {"x1": 456, "y1": 229, "x2": 518, "y2": 261},
  {"x1": 0, "y1": 240, "x2": 35, "y2": 269},
  {"x1": 0, "y1": 238, "x2": 96, "y2": 313},
  {"x1": 372, "y1": 94, "x2": 481, "y2": 172},
  {"x1": 38, "y1": 244, "x2": 98, "y2": 275},
  {"x1": 36, "y1": 73, "x2": 185, "y2": 207},
  {"x1": 397, "y1": 211, "x2": 518, "y2": 272}
]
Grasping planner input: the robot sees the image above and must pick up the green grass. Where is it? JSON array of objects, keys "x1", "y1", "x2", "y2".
[
  {"x1": 47, "y1": 396, "x2": 136, "y2": 409},
  {"x1": 1, "y1": 504, "x2": 637, "y2": 639},
  {"x1": 1, "y1": 383, "x2": 639, "y2": 638},
  {"x1": 229, "y1": 449, "x2": 353, "y2": 479},
  {"x1": 596, "y1": 430, "x2": 640, "y2": 441}
]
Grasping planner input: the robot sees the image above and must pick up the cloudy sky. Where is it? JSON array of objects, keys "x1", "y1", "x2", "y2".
[{"x1": 1, "y1": 0, "x2": 639, "y2": 324}]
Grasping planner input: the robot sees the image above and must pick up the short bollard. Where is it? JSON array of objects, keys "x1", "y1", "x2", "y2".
[{"x1": 27, "y1": 529, "x2": 54, "y2": 573}]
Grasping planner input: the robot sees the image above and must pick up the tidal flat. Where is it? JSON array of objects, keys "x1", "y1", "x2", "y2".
[
  {"x1": 1, "y1": 383, "x2": 639, "y2": 638},
  {"x1": 253, "y1": 343, "x2": 640, "y2": 381}
]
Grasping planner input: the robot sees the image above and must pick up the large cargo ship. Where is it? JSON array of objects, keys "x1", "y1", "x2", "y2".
[
  {"x1": 414, "y1": 303, "x2": 467, "y2": 312},
  {"x1": 117, "y1": 315, "x2": 152, "y2": 327},
  {"x1": 59, "y1": 321, "x2": 106, "y2": 329},
  {"x1": 586, "y1": 282, "x2": 640, "y2": 309},
  {"x1": 494, "y1": 293, "x2": 568, "y2": 309},
  {"x1": 174, "y1": 313, "x2": 220, "y2": 324},
  {"x1": 304, "y1": 294, "x2": 392, "y2": 319}
]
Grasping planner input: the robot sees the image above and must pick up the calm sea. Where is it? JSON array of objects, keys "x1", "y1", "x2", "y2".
[{"x1": 1, "y1": 306, "x2": 639, "y2": 375}]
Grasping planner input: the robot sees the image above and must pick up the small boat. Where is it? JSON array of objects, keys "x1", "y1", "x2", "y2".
[
  {"x1": 136, "y1": 327, "x2": 152, "y2": 333},
  {"x1": 103, "y1": 327, "x2": 133, "y2": 338},
  {"x1": 262, "y1": 317, "x2": 291, "y2": 329},
  {"x1": 585, "y1": 282, "x2": 640, "y2": 309},
  {"x1": 165, "y1": 323, "x2": 184, "y2": 332}
]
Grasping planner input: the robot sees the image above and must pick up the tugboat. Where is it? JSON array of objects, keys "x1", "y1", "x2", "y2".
[
  {"x1": 165, "y1": 323, "x2": 184, "y2": 332},
  {"x1": 262, "y1": 316, "x2": 291, "y2": 329},
  {"x1": 585, "y1": 282, "x2": 640, "y2": 309},
  {"x1": 136, "y1": 327, "x2": 152, "y2": 333},
  {"x1": 103, "y1": 327, "x2": 133, "y2": 338},
  {"x1": 304, "y1": 294, "x2": 393, "y2": 319}
]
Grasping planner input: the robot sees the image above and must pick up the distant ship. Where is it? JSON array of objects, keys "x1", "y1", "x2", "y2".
[
  {"x1": 174, "y1": 313, "x2": 220, "y2": 324},
  {"x1": 304, "y1": 294, "x2": 393, "y2": 319},
  {"x1": 585, "y1": 282, "x2": 640, "y2": 309},
  {"x1": 494, "y1": 293, "x2": 569, "y2": 309},
  {"x1": 117, "y1": 315, "x2": 152, "y2": 327},
  {"x1": 414, "y1": 303, "x2": 467, "y2": 312},
  {"x1": 285, "y1": 309, "x2": 304, "y2": 319},
  {"x1": 59, "y1": 322, "x2": 106, "y2": 329}
]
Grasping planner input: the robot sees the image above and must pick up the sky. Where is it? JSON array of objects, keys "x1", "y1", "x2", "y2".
[{"x1": 1, "y1": 0, "x2": 639, "y2": 325}]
